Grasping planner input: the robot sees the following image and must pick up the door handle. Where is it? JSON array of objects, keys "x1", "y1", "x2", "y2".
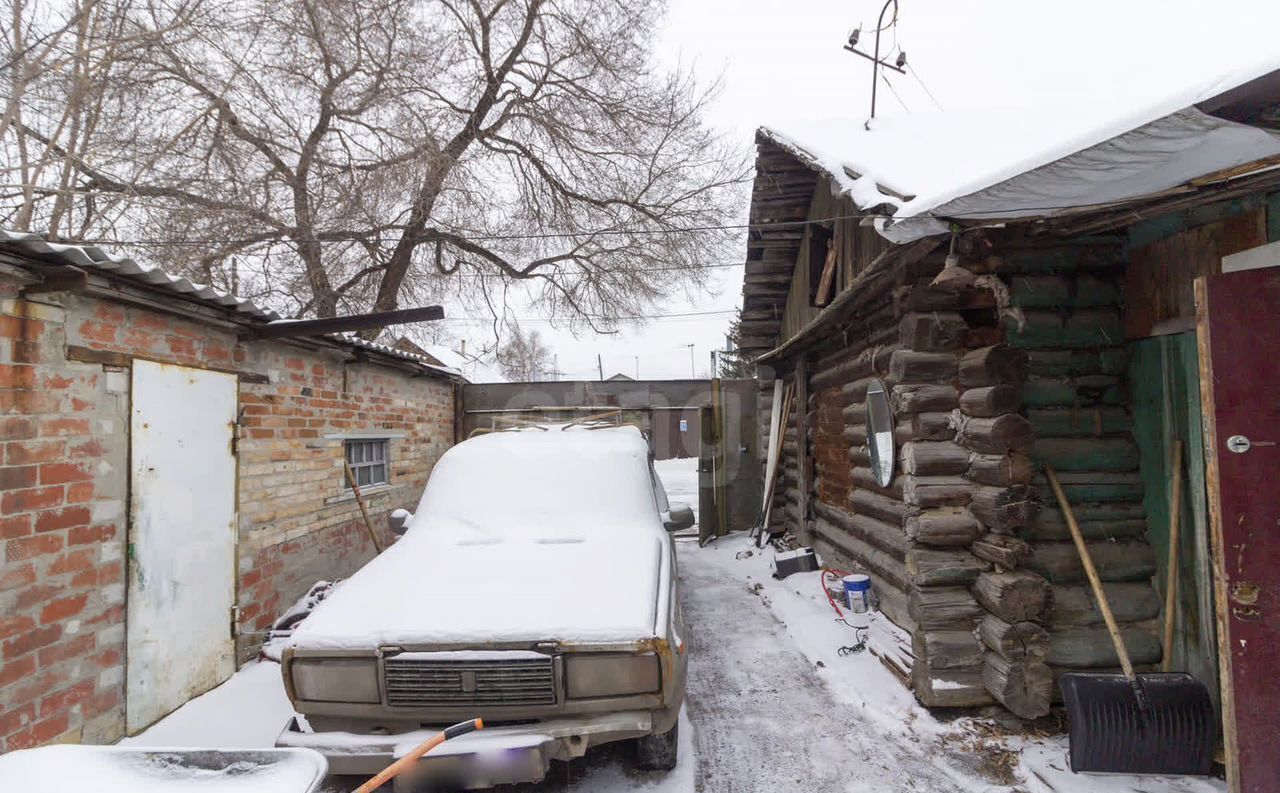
[{"x1": 1226, "y1": 435, "x2": 1277, "y2": 453}]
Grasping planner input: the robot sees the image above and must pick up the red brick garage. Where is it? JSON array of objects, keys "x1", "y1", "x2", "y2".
[{"x1": 0, "y1": 232, "x2": 460, "y2": 749}]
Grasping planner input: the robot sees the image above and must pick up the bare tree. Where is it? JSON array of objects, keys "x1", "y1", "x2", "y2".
[
  {"x1": 495, "y1": 323, "x2": 552, "y2": 381},
  {"x1": 3, "y1": 0, "x2": 745, "y2": 335}
]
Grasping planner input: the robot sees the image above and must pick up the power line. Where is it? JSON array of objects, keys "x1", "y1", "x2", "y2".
[
  {"x1": 879, "y1": 72, "x2": 910, "y2": 113},
  {"x1": 907, "y1": 63, "x2": 944, "y2": 112}
]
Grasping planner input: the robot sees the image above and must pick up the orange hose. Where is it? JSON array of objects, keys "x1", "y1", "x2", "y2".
[
  {"x1": 821, "y1": 567, "x2": 851, "y2": 617},
  {"x1": 353, "y1": 718, "x2": 484, "y2": 793}
]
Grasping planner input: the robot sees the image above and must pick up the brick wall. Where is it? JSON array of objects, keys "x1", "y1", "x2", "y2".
[
  {"x1": 234, "y1": 345, "x2": 454, "y2": 658},
  {"x1": 0, "y1": 267, "x2": 455, "y2": 750}
]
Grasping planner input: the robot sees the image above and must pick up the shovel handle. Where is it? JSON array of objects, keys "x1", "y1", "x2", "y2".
[
  {"x1": 353, "y1": 718, "x2": 483, "y2": 793},
  {"x1": 1045, "y1": 465, "x2": 1137, "y2": 683}
]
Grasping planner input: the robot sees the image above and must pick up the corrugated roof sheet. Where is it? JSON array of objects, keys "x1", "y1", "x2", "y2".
[
  {"x1": 0, "y1": 229, "x2": 280, "y2": 320},
  {"x1": 0, "y1": 229, "x2": 461, "y2": 379}
]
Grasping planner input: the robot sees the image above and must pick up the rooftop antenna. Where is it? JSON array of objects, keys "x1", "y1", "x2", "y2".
[{"x1": 844, "y1": 0, "x2": 907, "y2": 130}]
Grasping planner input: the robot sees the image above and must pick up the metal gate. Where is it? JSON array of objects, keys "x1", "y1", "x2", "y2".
[{"x1": 126, "y1": 360, "x2": 238, "y2": 733}]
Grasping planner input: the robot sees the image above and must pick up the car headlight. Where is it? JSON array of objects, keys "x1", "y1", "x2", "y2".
[
  {"x1": 291, "y1": 658, "x2": 380, "y2": 703},
  {"x1": 565, "y1": 653, "x2": 661, "y2": 699}
]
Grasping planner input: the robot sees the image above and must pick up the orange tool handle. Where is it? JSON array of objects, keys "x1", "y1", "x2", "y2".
[{"x1": 352, "y1": 718, "x2": 483, "y2": 793}]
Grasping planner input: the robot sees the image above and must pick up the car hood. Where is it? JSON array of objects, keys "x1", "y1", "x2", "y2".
[{"x1": 288, "y1": 529, "x2": 668, "y2": 651}]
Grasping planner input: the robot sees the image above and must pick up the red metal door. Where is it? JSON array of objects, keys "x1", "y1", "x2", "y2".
[{"x1": 1196, "y1": 267, "x2": 1280, "y2": 793}]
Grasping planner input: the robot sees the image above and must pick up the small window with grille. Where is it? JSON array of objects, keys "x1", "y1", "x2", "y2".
[{"x1": 344, "y1": 438, "x2": 389, "y2": 488}]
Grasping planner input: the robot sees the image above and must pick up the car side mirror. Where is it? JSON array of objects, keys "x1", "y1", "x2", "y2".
[
  {"x1": 388, "y1": 508, "x2": 413, "y2": 537},
  {"x1": 664, "y1": 503, "x2": 694, "y2": 532}
]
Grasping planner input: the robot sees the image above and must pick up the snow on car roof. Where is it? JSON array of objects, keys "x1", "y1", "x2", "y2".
[
  {"x1": 414, "y1": 424, "x2": 659, "y2": 539},
  {"x1": 288, "y1": 424, "x2": 670, "y2": 649}
]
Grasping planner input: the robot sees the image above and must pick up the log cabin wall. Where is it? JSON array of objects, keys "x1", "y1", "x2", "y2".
[
  {"x1": 769, "y1": 226, "x2": 1170, "y2": 720},
  {"x1": 985, "y1": 233, "x2": 1163, "y2": 717}
]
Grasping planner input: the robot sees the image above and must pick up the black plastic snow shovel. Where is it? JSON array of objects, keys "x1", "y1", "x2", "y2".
[{"x1": 1045, "y1": 465, "x2": 1215, "y2": 776}]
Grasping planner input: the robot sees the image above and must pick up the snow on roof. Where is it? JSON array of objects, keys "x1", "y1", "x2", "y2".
[
  {"x1": 0, "y1": 229, "x2": 459, "y2": 377},
  {"x1": 760, "y1": 54, "x2": 1280, "y2": 242}
]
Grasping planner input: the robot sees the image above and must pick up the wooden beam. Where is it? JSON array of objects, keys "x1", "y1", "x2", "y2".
[
  {"x1": 247, "y1": 305, "x2": 445, "y2": 339},
  {"x1": 20, "y1": 265, "x2": 89, "y2": 296}
]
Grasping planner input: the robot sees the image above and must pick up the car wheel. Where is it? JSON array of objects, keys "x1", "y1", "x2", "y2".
[{"x1": 634, "y1": 720, "x2": 678, "y2": 771}]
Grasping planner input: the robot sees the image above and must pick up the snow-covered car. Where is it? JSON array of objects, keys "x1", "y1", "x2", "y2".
[{"x1": 277, "y1": 425, "x2": 690, "y2": 788}]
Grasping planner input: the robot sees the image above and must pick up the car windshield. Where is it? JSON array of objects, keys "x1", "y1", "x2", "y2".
[{"x1": 410, "y1": 425, "x2": 660, "y2": 540}]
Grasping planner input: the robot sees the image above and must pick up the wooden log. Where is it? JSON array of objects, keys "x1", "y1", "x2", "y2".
[
  {"x1": 842, "y1": 425, "x2": 867, "y2": 446},
  {"x1": 972, "y1": 570, "x2": 1052, "y2": 623},
  {"x1": 1029, "y1": 471, "x2": 1144, "y2": 504},
  {"x1": 1023, "y1": 501, "x2": 1148, "y2": 541},
  {"x1": 849, "y1": 488, "x2": 908, "y2": 527},
  {"x1": 1048, "y1": 626, "x2": 1162, "y2": 668},
  {"x1": 956, "y1": 414, "x2": 1034, "y2": 454},
  {"x1": 983, "y1": 653, "x2": 1052, "y2": 719},
  {"x1": 971, "y1": 533, "x2": 1032, "y2": 568},
  {"x1": 902, "y1": 475, "x2": 973, "y2": 508},
  {"x1": 913, "y1": 629, "x2": 984, "y2": 669},
  {"x1": 905, "y1": 508, "x2": 982, "y2": 547},
  {"x1": 966, "y1": 453, "x2": 1033, "y2": 487},
  {"x1": 1004, "y1": 309, "x2": 1123, "y2": 350},
  {"x1": 811, "y1": 346, "x2": 899, "y2": 390},
  {"x1": 907, "y1": 547, "x2": 989, "y2": 586},
  {"x1": 852, "y1": 466, "x2": 902, "y2": 499},
  {"x1": 1032, "y1": 437, "x2": 1140, "y2": 472},
  {"x1": 813, "y1": 503, "x2": 908, "y2": 559},
  {"x1": 1047, "y1": 583, "x2": 1161, "y2": 627},
  {"x1": 978, "y1": 616, "x2": 1050, "y2": 661},
  {"x1": 1008, "y1": 274, "x2": 1120, "y2": 308},
  {"x1": 913, "y1": 662, "x2": 994, "y2": 708},
  {"x1": 1024, "y1": 540, "x2": 1157, "y2": 584},
  {"x1": 958, "y1": 345, "x2": 1027, "y2": 388},
  {"x1": 842, "y1": 401, "x2": 866, "y2": 423},
  {"x1": 1026, "y1": 347, "x2": 1128, "y2": 378},
  {"x1": 891, "y1": 384, "x2": 958, "y2": 414},
  {"x1": 969, "y1": 485, "x2": 1037, "y2": 532},
  {"x1": 811, "y1": 518, "x2": 910, "y2": 594},
  {"x1": 1023, "y1": 376, "x2": 1124, "y2": 408},
  {"x1": 909, "y1": 586, "x2": 984, "y2": 630},
  {"x1": 899, "y1": 312, "x2": 968, "y2": 351},
  {"x1": 1026, "y1": 407, "x2": 1130, "y2": 437},
  {"x1": 910, "y1": 412, "x2": 955, "y2": 441},
  {"x1": 842, "y1": 378, "x2": 873, "y2": 402},
  {"x1": 889, "y1": 350, "x2": 957, "y2": 383},
  {"x1": 900, "y1": 441, "x2": 970, "y2": 475},
  {"x1": 959, "y1": 385, "x2": 1020, "y2": 417}
]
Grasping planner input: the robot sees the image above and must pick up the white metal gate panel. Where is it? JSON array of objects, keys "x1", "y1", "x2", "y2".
[{"x1": 127, "y1": 359, "x2": 238, "y2": 733}]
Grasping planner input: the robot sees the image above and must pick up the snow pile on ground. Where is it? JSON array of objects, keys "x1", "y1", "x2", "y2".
[
  {"x1": 701, "y1": 533, "x2": 1226, "y2": 793},
  {"x1": 0, "y1": 744, "x2": 324, "y2": 793},
  {"x1": 121, "y1": 662, "x2": 295, "y2": 750}
]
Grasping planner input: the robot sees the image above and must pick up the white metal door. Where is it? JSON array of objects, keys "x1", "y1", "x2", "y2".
[{"x1": 127, "y1": 359, "x2": 237, "y2": 733}]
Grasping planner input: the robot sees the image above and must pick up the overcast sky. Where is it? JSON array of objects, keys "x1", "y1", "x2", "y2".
[{"x1": 442, "y1": 0, "x2": 1280, "y2": 382}]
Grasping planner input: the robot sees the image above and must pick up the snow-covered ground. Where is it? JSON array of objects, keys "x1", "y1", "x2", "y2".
[{"x1": 119, "y1": 456, "x2": 1224, "y2": 792}]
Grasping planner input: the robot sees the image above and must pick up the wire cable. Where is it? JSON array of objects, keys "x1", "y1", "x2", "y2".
[{"x1": 907, "y1": 63, "x2": 945, "y2": 112}]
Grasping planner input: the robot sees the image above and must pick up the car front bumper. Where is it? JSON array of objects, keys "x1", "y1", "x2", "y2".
[{"x1": 276, "y1": 710, "x2": 655, "y2": 789}]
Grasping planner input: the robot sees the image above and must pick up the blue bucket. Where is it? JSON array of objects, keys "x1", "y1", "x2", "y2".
[{"x1": 842, "y1": 574, "x2": 872, "y2": 613}]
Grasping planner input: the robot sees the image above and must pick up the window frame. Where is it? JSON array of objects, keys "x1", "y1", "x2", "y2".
[{"x1": 344, "y1": 437, "x2": 391, "y2": 489}]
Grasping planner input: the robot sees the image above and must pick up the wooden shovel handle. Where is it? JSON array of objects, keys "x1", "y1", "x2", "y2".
[
  {"x1": 1162, "y1": 441, "x2": 1184, "y2": 673},
  {"x1": 1045, "y1": 464, "x2": 1136, "y2": 682}
]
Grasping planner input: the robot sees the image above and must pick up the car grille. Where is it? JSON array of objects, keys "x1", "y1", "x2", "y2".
[{"x1": 383, "y1": 655, "x2": 557, "y2": 708}]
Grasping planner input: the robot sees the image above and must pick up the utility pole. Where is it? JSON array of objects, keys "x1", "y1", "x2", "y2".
[
  {"x1": 597, "y1": 353, "x2": 604, "y2": 381},
  {"x1": 843, "y1": 0, "x2": 906, "y2": 128},
  {"x1": 684, "y1": 344, "x2": 695, "y2": 378}
]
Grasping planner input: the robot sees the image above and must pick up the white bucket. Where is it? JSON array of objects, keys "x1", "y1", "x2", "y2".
[{"x1": 842, "y1": 574, "x2": 871, "y2": 613}]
